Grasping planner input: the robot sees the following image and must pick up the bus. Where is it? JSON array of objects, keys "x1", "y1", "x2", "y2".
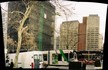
[{"x1": 7, "y1": 50, "x2": 73, "y2": 68}]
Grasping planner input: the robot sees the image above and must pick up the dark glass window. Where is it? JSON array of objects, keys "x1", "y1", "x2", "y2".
[
  {"x1": 58, "y1": 54, "x2": 62, "y2": 61},
  {"x1": 64, "y1": 53, "x2": 68, "y2": 61},
  {"x1": 43, "y1": 54, "x2": 47, "y2": 61}
]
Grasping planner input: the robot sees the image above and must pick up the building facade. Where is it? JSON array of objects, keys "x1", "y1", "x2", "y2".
[
  {"x1": 29, "y1": 1, "x2": 55, "y2": 51},
  {"x1": 86, "y1": 15, "x2": 100, "y2": 51},
  {"x1": 99, "y1": 34, "x2": 103, "y2": 50},
  {"x1": 7, "y1": 1, "x2": 55, "y2": 52},
  {"x1": 78, "y1": 17, "x2": 87, "y2": 51},
  {"x1": 60, "y1": 15, "x2": 100, "y2": 51},
  {"x1": 60, "y1": 21, "x2": 79, "y2": 50},
  {"x1": 56, "y1": 36, "x2": 60, "y2": 50}
]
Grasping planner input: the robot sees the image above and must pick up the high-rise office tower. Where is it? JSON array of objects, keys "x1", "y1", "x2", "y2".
[
  {"x1": 60, "y1": 21, "x2": 79, "y2": 50},
  {"x1": 86, "y1": 15, "x2": 100, "y2": 51}
]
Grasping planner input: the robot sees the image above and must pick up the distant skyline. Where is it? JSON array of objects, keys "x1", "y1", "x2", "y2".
[{"x1": 55, "y1": 1, "x2": 107, "y2": 43}]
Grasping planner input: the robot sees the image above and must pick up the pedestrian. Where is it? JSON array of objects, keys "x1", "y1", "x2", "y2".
[
  {"x1": 94, "y1": 57, "x2": 101, "y2": 67},
  {"x1": 70, "y1": 51, "x2": 74, "y2": 58},
  {"x1": 10, "y1": 59, "x2": 14, "y2": 68}
]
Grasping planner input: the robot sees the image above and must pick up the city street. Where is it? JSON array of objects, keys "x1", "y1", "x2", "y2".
[
  {"x1": 47, "y1": 65, "x2": 102, "y2": 70},
  {"x1": 47, "y1": 61, "x2": 103, "y2": 70},
  {"x1": 1, "y1": 1, "x2": 105, "y2": 69}
]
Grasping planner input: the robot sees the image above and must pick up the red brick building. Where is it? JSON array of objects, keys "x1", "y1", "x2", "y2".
[{"x1": 78, "y1": 17, "x2": 87, "y2": 51}]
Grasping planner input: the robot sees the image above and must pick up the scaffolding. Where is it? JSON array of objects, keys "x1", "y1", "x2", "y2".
[{"x1": 38, "y1": 4, "x2": 44, "y2": 51}]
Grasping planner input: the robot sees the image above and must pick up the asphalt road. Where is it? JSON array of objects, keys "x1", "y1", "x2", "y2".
[
  {"x1": 47, "y1": 60, "x2": 103, "y2": 70},
  {"x1": 47, "y1": 65, "x2": 102, "y2": 70}
]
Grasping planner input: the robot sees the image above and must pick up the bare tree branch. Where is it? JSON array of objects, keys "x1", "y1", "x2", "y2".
[
  {"x1": 1, "y1": 6, "x2": 8, "y2": 12},
  {"x1": 21, "y1": 26, "x2": 28, "y2": 32},
  {"x1": 9, "y1": 11, "x2": 24, "y2": 15},
  {"x1": 1, "y1": 6, "x2": 25, "y2": 16}
]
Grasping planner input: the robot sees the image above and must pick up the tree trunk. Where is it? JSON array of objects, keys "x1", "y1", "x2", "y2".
[
  {"x1": 13, "y1": 4, "x2": 34, "y2": 68},
  {"x1": 14, "y1": 31, "x2": 22, "y2": 68}
]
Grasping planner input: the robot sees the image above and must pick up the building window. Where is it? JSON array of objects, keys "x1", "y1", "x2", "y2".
[
  {"x1": 58, "y1": 54, "x2": 62, "y2": 61},
  {"x1": 44, "y1": 13, "x2": 47, "y2": 19},
  {"x1": 43, "y1": 54, "x2": 47, "y2": 61},
  {"x1": 64, "y1": 53, "x2": 68, "y2": 61}
]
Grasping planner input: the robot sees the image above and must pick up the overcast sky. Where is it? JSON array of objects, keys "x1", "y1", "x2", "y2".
[{"x1": 55, "y1": 1, "x2": 107, "y2": 43}]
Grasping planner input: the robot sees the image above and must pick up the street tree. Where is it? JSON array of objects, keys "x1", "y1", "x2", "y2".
[{"x1": 7, "y1": 1, "x2": 35, "y2": 68}]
